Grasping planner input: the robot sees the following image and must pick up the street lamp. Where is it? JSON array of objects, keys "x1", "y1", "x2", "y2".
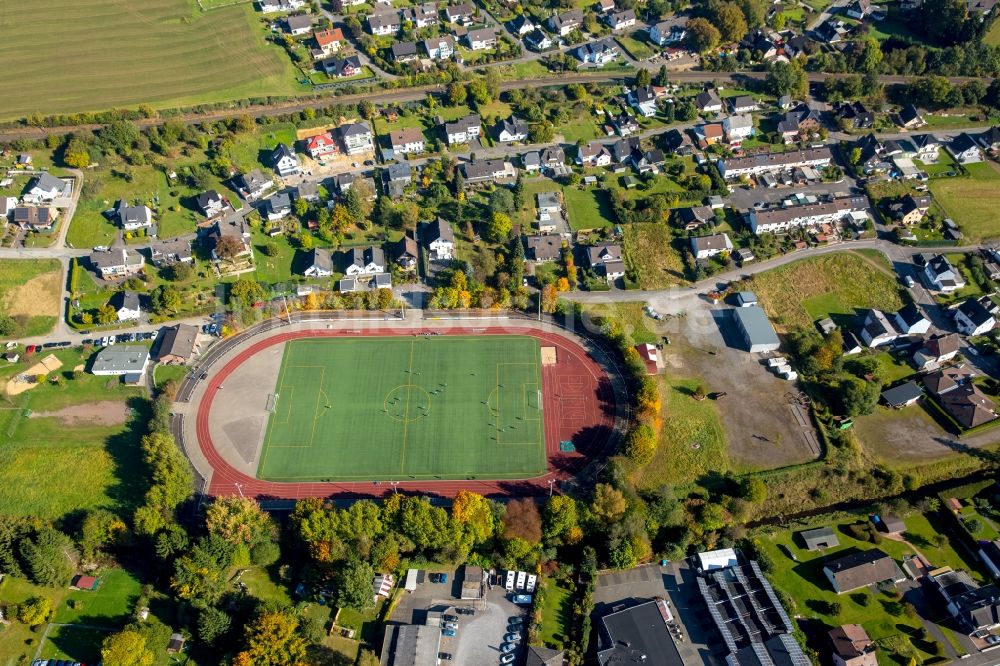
[
  {"x1": 235, "y1": 482, "x2": 245, "y2": 498},
  {"x1": 548, "y1": 479, "x2": 555, "y2": 497},
  {"x1": 390, "y1": 481, "x2": 400, "y2": 495}
]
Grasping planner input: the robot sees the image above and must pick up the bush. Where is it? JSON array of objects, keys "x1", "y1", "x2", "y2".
[
  {"x1": 262, "y1": 242, "x2": 279, "y2": 257},
  {"x1": 251, "y1": 540, "x2": 280, "y2": 567}
]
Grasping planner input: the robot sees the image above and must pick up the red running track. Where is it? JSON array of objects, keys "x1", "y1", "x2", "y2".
[{"x1": 195, "y1": 327, "x2": 617, "y2": 499}]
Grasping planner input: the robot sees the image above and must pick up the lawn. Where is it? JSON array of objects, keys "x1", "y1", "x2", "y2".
[
  {"x1": 562, "y1": 186, "x2": 615, "y2": 230},
  {"x1": 0, "y1": 259, "x2": 62, "y2": 338},
  {"x1": 258, "y1": 335, "x2": 546, "y2": 481},
  {"x1": 872, "y1": 350, "x2": 916, "y2": 384},
  {"x1": 633, "y1": 376, "x2": 728, "y2": 489},
  {"x1": 615, "y1": 31, "x2": 655, "y2": 60},
  {"x1": 929, "y1": 162, "x2": 1000, "y2": 242},
  {"x1": 755, "y1": 521, "x2": 942, "y2": 665},
  {"x1": 902, "y1": 512, "x2": 988, "y2": 582},
  {"x1": 987, "y1": 18, "x2": 1000, "y2": 46},
  {"x1": 622, "y1": 223, "x2": 687, "y2": 289},
  {"x1": 53, "y1": 569, "x2": 145, "y2": 625},
  {"x1": 40, "y1": 625, "x2": 109, "y2": 664},
  {"x1": 153, "y1": 363, "x2": 190, "y2": 389},
  {"x1": 0, "y1": 348, "x2": 148, "y2": 519},
  {"x1": 749, "y1": 252, "x2": 905, "y2": 332},
  {"x1": 0, "y1": 0, "x2": 300, "y2": 121},
  {"x1": 536, "y1": 579, "x2": 573, "y2": 648}
]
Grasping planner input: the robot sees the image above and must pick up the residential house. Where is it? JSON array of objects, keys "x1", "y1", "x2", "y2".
[
  {"x1": 465, "y1": 28, "x2": 497, "y2": 50},
  {"x1": 392, "y1": 233, "x2": 419, "y2": 270},
  {"x1": 390, "y1": 41, "x2": 419, "y2": 62},
  {"x1": 745, "y1": 196, "x2": 868, "y2": 234},
  {"x1": 402, "y1": 3, "x2": 438, "y2": 27},
  {"x1": 948, "y1": 133, "x2": 984, "y2": 163},
  {"x1": 156, "y1": 324, "x2": 199, "y2": 364},
  {"x1": 717, "y1": 146, "x2": 832, "y2": 179},
  {"x1": 547, "y1": 9, "x2": 583, "y2": 35},
  {"x1": 509, "y1": 14, "x2": 536, "y2": 35},
  {"x1": 367, "y1": 11, "x2": 401, "y2": 35},
  {"x1": 148, "y1": 238, "x2": 193, "y2": 267},
  {"x1": 923, "y1": 366, "x2": 997, "y2": 429},
  {"x1": 382, "y1": 162, "x2": 412, "y2": 198},
  {"x1": 912, "y1": 333, "x2": 961, "y2": 371},
  {"x1": 23, "y1": 173, "x2": 66, "y2": 203},
  {"x1": 444, "y1": 2, "x2": 475, "y2": 24},
  {"x1": 425, "y1": 217, "x2": 455, "y2": 261},
  {"x1": 955, "y1": 298, "x2": 996, "y2": 336},
  {"x1": 524, "y1": 29, "x2": 554, "y2": 50},
  {"x1": 723, "y1": 114, "x2": 754, "y2": 146},
  {"x1": 271, "y1": 144, "x2": 300, "y2": 177},
  {"x1": 650, "y1": 21, "x2": 686, "y2": 46},
  {"x1": 822, "y1": 549, "x2": 905, "y2": 594},
  {"x1": 340, "y1": 121, "x2": 375, "y2": 155},
  {"x1": 928, "y1": 568, "x2": 1000, "y2": 635},
  {"x1": 344, "y1": 246, "x2": 386, "y2": 276},
  {"x1": 111, "y1": 290, "x2": 143, "y2": 321},
  {"x1": 846, "y1": 0, "x2": 872, "y2": 17},
  {"x1": 741, "y1": 28, "x2": 779, "y2": 59},
  {"x1": 524, "y1": 234, "x2": 562, "y2": 262},
  {"x1": 577, "y1": 38, "x2": 619, "y2": 65},
  {"x1": 922, "y1": 253, "x2": 966, "y2": 292},
  {"x1": 691, "y1": 233, "x2": 733, "y2": 259},
  {"x1": 729, "y1": 95, "x2": 758, "y2": 114},
  {"x1": 522, "y1": 151, "x2": 541, "y2": 172},
  {"x1": 115, "y1": 201, "x2": 153, "y2": 231},
  {"x1": 0, "y1": 196, "x2": 16, "y2": 224},
  {"x1": 910, "y1": 133, "x2": 943, "y2": 161},
  {"x1": 203, "y1": 215, "x2": 253, "y2": 263},
  {"x1": 196, "y1": 190, "x2": 231, "y2": 218},
  {"x1": 627, "y1": 86, "x2": 662, "y2": 118},
  {"x1": 388, "y1": 127, "x2": 426, "y2": 155},
  {"x1": 596, "y1": 0, "x2": 615, "y2": 11},
  {"x1": 303, "y1": 248, "x2": 335, "y2": 277},
  {"x1": 539, "y1": 146, "x2": 566, "y2": 173},
  {"x1": 89, "y1": 248, "x2": 145, "y2": 279},
  {"x1": 609, "y1": 137, "x2": 640, "y2": 164},
  {"x1": 893, "y1": 303, "x2": 931, "y2": 335},
  {"x1": 676, "y1": 205, "x2": 715, "y2": 231},
  {"x1": 11, "y1": 206, "x2": 57, "y2": 231},
  {"x1": 292, "y1": 181, "x2": 319, "y2": 203},
  {"x1": 331, "y1": 0, "x2": 365, "y2": 9},
  {"x1": 860, "y1": 309, "x2": 899, "y2": 347},
  {"x1": 830, "y1": 625, "x2": 878, "y2": 666},
  {"x1": 899, "y1": 104, "x2": 925, "y2": 128},
  {"x1": 603, "y1": 8, "x2": 636, "y2": 30},
  {"x1": 662, "y1": 128, "x2": 694, "y2": 155},
  {"x1": 816, "y1": 18, "x2": 850, "y2": 43},
  {"x1": 695, "y1": 90, "x2": 723, "y2": 113},
  {"x1": 261, "y1": 194, "x2": 290, "y2": 223},
  {"x1": 587, "y1": 243, "x2": 625, "y2": 281},
  {"x1": 285, "y1": 13, "x2": 313, "y2": 35},
  {"x1": 321, "y1": 55, "x2": 362, "y2": 77},
  {"x1": 611, "y1": 112, "x2": 640, "y2": 136},
  {"x1": 460, "y1": 159, "x2": 516, "y2": 184},
  {"x1": 881, "y1": 381, "x2": 924, "y2": 408},
  {"x1": 257, "y1": 0, "x2": 306, "y2": 12},
  {"x1": 695, "y1": 122, "x2": 725, "y2": 147},
  {"x1": 493, "y1": 116, "x2": 529, "y2": 143},
  {"x1": 577, "y1": 141, "x2": 613, "y2": 166},
  {"x1": 305, "y1": 132, "x2": 339, "y2": 160},
  {"x1": 312, "y1": 28, "x2": 345, "y2": 58},
  {"x1": 837, "y1": 101, "x2": 875, "y2": 129},
  {"x1": 444, "y1": 114, "x2": 481, "y2": 145},
  {"x1": 890, "y1": 194, "x2": 931, "y2": 225},
  {"x1": 800, "y1": 526, "x2": 840, "y2": 551},
  {"x1": 977, "y1": 126, "x2": 1000, "y2": 152},
  {"x1": 423, "y1": 35, "x2": 456, "y2": 59},
  {"x1": 631, "y1": 148, "x2": 664, "y2": 174},
  {"x1": 238, "y1": 169, "x2": 275, "y2": 200}
]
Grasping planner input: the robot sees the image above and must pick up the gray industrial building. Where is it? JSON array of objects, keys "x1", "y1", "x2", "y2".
[{"x1": 733, "y1": 306, "x2": 780, "y2": 353}]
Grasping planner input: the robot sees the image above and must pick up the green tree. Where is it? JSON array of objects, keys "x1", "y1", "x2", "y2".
[
  {"x1": 487, "y1": 212, "x2": 513, "y2": 242},
  {"x1": 65, "y1": 149, "x2": 90, "y2": 168},
  {"x1": 151, "y1": 285, "x2": 182, "y2": 314},
  {"x1": 713, "y1": 2, "x2": 748, "y2": 42},
  {"x1": 738, "y1": 0, "x2": 767, "y2": 26},
  {"x1": 198, "y1": 606, "x2": 232, "y2": 645},
  {"x1": 635, "y1": 68, "x2": 651, "y2": 87},
  {"x1": 742, "y1": 476, "x2": 768, "y2": 503},
  {"x1": 765, "y1": 60, "x2": 808, "y2": 98},
  {"x1": 20, "y1": 527, "x2": 76, "y2": 587},
  {"x1": 685, "y1": 18, "x2": 721, "y2": 52},
  {"x1": 205, "y1": 496, "x2": 274, "y2": 547},
  {"x1": 623, "y1": 424, "x2": 657, "y2": 465},
  {"x1": 102, "y1": 630, "x2": 154, "y2": 666},
  {"x1": 133, "y1": 431, "x2": 193, "y2": 536},
  {"x1": 489, "y1": 188, "x2": 515, "y2": 215},
  {"x1": 229, "y1": 278, "x2": 267, "y2": 308},
  {"x1": 469, "y1": 77, "x2": 492, "y2": 104},
  {"x1": 336, "y1": 558, "x2": 376, "y2": 611},
  {"x1": 234, "y1": 611, "x2": 308, "y2": 666},
  {"x1": 171, "y1": 535, "x2": 234, "y2": 606},
  {"x1": 859, "y1": 38, "x2": 883, "y2": 73},
  {"x1": 592, "y1": 483, "x2": 627, "y2": 523},
  {"x1": 839, "y1": 376, "x2": 880, "y2": 417},
  {"x1": 447, "y1": 81, "x2": 468, "y2": 106},
  {"x1": 261, "y1": 242, "x2": 279, "y2": 257},
  {"x1": 451, "y1": 490, "x2": 495, "y2": 543},
  {"x1": 543, "y1": 495, "x2": 578, "y2": 543},
  {"x1": 96, "y1": 304, "x2": 118, "y2": 325}
]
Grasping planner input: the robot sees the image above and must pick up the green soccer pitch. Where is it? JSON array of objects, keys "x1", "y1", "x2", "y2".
[{"x1": 256, "y1": 335, "x2": 547, "y2": 481}]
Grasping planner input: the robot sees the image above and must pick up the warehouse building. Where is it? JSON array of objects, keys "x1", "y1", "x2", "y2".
[{"x1": 733, "y1": 306, "x2": 780, "y2": 353}]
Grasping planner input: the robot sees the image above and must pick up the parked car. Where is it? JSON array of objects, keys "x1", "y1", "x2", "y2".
[
  {"x1": 439, "y1": 573, "x2": 448, "y2": 583},
  {"x1": 500, "y1": 655, "x2": 516, "y2": 665},
  {"x1": 82, "y1": 339, "x2": 93, "y2": 345},
  {"x1": 443, "y1": 621, "x2": 458, "y2": 630},
  {"x1": 501, "y1": 643, "x2": 517, "y2": 653},
  {"x1": 904, "y1": 275, "x2": 915, "y2": 288},
  {"x1": 507, "y1": 617, "x2": 523, "y2": 625},
  {"x1": 25, "y1": 345, "x2": 36, "y2": 354},
  {"x1": 428, "y1": 573, "x2": 440, "y2": 583},
  {"x1": 442, "y1": 628, "x2": 457, "y2": 638},
  {"x1": 438, "y1": 653, "x2": 453, "y2": 661},
  {"x1": 503, "y1": 633, "x2": 521, "y2": 643},
  {"x1": 443, "y1": 614, "x2": 458, "y2": 622},
  {"x1": 456, "y1": 607, "x2": 475, "y2": 616}
]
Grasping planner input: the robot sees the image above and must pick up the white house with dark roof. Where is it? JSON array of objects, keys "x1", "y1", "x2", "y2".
[
  {"x1": 340, "y1": 121, "x2": 374, "y2": 155},
  {"x1": 695, "y1": 90, "x2": 723, "y2": 113},
  {"x1": 465, "y1": 28, "x2": 497, "y2": 50},
  {"x1": 402, "y1": 2, "x2": 438, "y2": 27},
  {"x1": 285, "y1": 13, "x2": 313, "y2": 35},
  {"x1": 923, "y1": 254, "x2": 965, "y2": 292},
  {"x1": 603, "y1": 8, "x2": 635, "y2": 30},
  {"x1": 576, "y1": 38, "x2": 619, "y2": 65},
  {"x1": 860, "y1": 309, "x2": 899, "y2": 348},
  {"x1": 955, "y1": 298, "x2": 997, "y2": 336},
  {"x1": 258, "y1": 0, "x2": 306, "y2": 12},
  {"x1": 547, "y1": 9, "x2": 583, "y2": 35},
  {"x1": 425, "y1": 217, "x2": 455, "y2": 260},
  {"x1": 196, "y1": 190, "x2": 231, "y2": 218},
  {"x1": 110, "y1": 290, "x2": 143, "y2": 321},
  {"x1": 388, "y1": 127, "x2": 426, "y2": 155},
  {"x1": 367, "y1": 11, "x2": 401, "y2": 35},
  {"x1": 493, "y1": 116, "x2": 529, "y2": 143},
  {"x1": 948, "y1": 133, "x2": 984, "y2": 164},
  {"x1": 23, "y1": 173, "x2": 67, "y2": 204},
  {"x1": 271, "y1": 144, "x2": 300, "y2": 177},
  {"x1": 445, "y1": 2, "x2": 475, "y2": 23},
  {"x1": 690, "y1": 233, "x2": 733, "y2": 259},
  {"x1": 893, "y1": 303, "x2": 931, "y2": 336},
  {"x1": 587, "y1": 242, "x2": 624, "y2": 281},
  {"x1": 89, "y1": 248, "x2": 145, "y2": 279},
  {"x1": 423, "y1": 35, "x2": 456, "y2": 59},
  {"x1": 265, "y1": 193, "x2": 292, "y2": 221},
  {"x1": 115, "y1": 201, "x2": 153, "y2": 231},
  {"x1": 238, "y1": 169, "x2": 275, "y2": 200},
  {"x1": 650, "y1": 21, "x2": 685, "y2": 45},
  {"x1": 304, "y1": 248, "x2": 335, "y2": 277}
]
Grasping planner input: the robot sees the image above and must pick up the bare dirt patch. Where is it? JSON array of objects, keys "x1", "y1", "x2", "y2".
[
  {"x1": 3, "y1": 271, "x2": 61, "y2": 319},
  {"x1": 31, "y1": 401, "x2": 129, "y2": 427}
]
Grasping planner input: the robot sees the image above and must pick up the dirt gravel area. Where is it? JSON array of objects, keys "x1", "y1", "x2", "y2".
[
  {"x1": 3, "y1": 271, "x2": 61, "y2": 319},
  {"x1": 31, "y1": 400, "x2": 129, "y2": 426},
  {"x1": 647, "y1": 303, "x2": 821, "y2": 470},
  {"x1": 854, "y1": 404, "x2": 1000, "y2": 463},
  {"x1": 450, "y1": 590, "x2": 527, "y2": 666}
]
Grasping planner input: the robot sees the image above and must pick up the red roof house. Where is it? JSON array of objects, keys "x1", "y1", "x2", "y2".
[{"x1": 305, "y1": 132, "x2": 339, "y2": 159}]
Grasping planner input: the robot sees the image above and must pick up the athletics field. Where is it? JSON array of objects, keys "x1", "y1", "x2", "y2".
[{"x1": 257, "y1": 335, "x2": 547, "y2": 481}]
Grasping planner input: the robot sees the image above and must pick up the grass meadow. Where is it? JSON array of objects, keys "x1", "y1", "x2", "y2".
[
  {"x1": 748, "y1": 252, "x2": 905, "y2": 331},
  {"x1": 563, "y1": 186, "x2": 615, "y2": 231},
  {"x1": 0, "y1": 259, "x2": 62, "y2": 338},
  {"x1": 929, "y1": 162, "x2": 1000, "y2": 243},
  {"x1": 0, "y1": 0, "x2": 301, "y2": 121},
  {"x1": 622, "y1": 223, "x2": 688, "y2": 289}
]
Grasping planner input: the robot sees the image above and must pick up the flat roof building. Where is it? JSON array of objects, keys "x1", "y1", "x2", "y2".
[
  {"x1": 733, "y1": 306, "x2": 780, "y2": 353},
  {"x1": 381, "y1": 624, "x2": 441, "y2": 666},
  {"x1": 597, "y1": 599, "x2": 683, "y2": 666},
  {"x1": 90, "y1": 345, "x2": 150, "y2": 377}
]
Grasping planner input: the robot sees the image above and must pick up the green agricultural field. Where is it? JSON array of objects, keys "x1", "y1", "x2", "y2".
[
  {"x1": 0, "y1": 259, "x2": 62, "y2": 338},
  {"x1": 0, "y1": 0, "x2": 300, "y2": 121},
  {"x1": 749, "y1": 252, "x2": 905, "y2": 331},
  {"x1": 258, "y1": 336, "x2": 547, "y2": 481},
  {"x1": 929, "y1": 162, "x2": 1000, "y2": 242}
]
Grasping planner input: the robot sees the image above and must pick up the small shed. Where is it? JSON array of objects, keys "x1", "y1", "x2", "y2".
[
  {"x1": 799, "y1": 526, "x2": 840, "y2": 551},
  {"x1": 881, "y1": 381, "x2": 922, "y2": 408},
  {"x1": 878, "y1": 515, "x2": 906, "y2": 534},
  {"x1": 167, "y1": 633, "x2": 186, "y2": 654},
  {"x1": 71, "y1": 575, "x2": 99, "y2": 591},
  {"x1": 817, "y1": 317, "x2": 837, "y2": 335},
  {"x1": 946, "y1": 497, "x2": 963, "y2": 513},
  {"x1": 404, "y1": 568, "x2": 419, "y2": 591},
  {"x1": 735, "y1": 291, "x2": 758, "y2": 307}
]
